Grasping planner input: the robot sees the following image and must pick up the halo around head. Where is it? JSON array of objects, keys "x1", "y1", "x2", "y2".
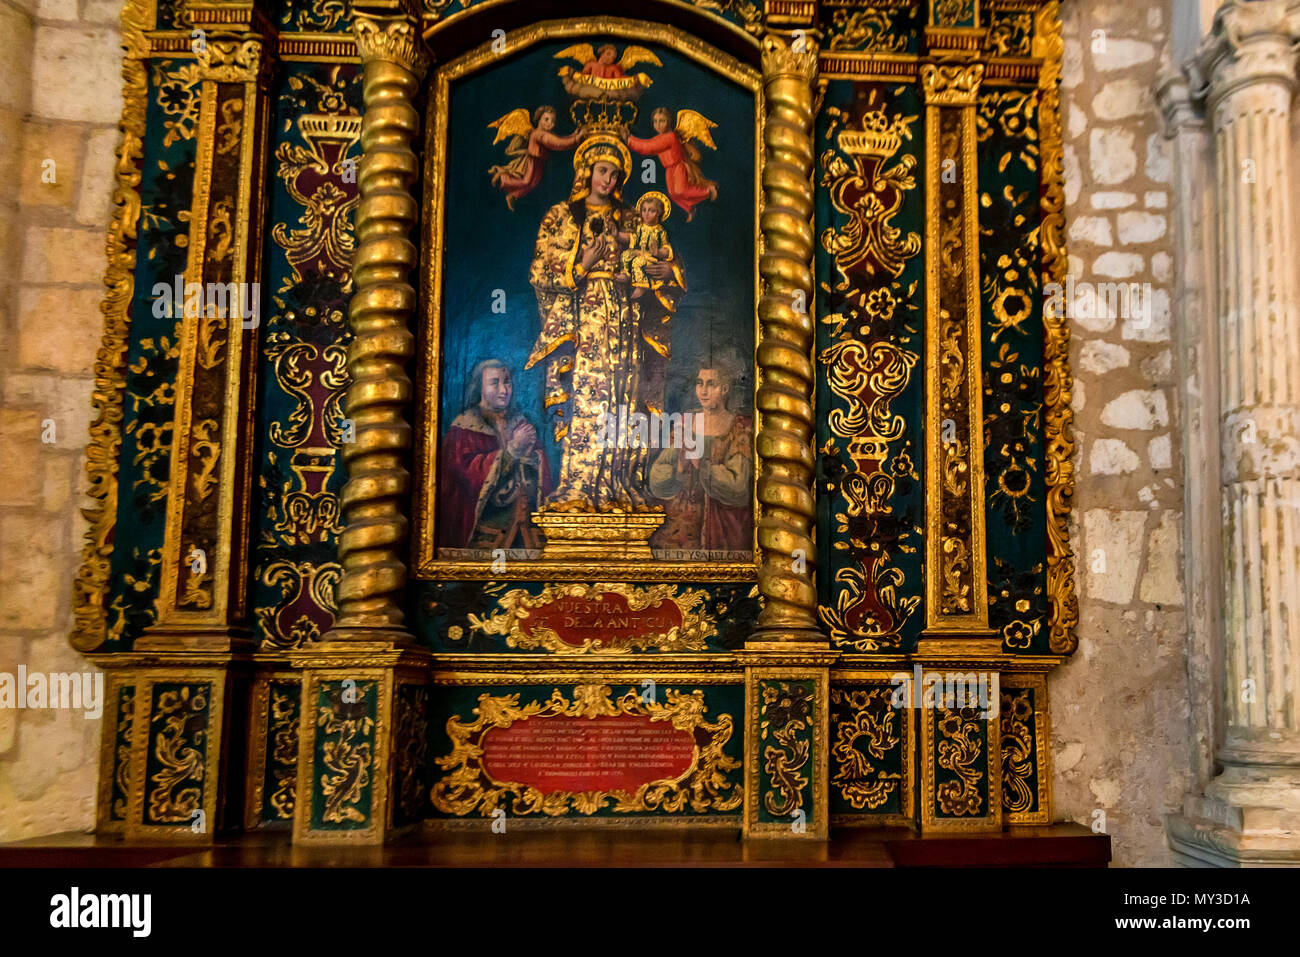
[{"x1": 637, "y1": 190, "x2": 671, "y2": 220}]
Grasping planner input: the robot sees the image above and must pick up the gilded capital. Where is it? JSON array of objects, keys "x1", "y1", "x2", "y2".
[
  {"x1": 761, "y1": 32, "x2": 819, "y2": 83},
  {"x1": 931, "y1": 0, "x2": 977, "y2": 28},
  {"x1": 194, "y1": 35, "x2": 269, "y2": 83},
  {"x1": 920, "y1": 61, "x2": 984, "y2": 106},
  {"x1": 353, "y1": 15, "x2": 430, "y2": 76}
]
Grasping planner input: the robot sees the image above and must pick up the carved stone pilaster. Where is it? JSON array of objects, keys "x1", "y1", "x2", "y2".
[
  {"x1": 1163, "y1": 0, "x2": 1300, "y2": 867},
  {"x1": 1157, "y1": 65, "x2": 1222, "y2": 804}
]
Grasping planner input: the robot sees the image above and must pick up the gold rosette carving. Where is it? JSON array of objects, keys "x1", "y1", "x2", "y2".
[
  {"x1": 919, "y1": 62, "x2": 985, "y2": 107},
  {"x1": 194, "y1": 37, "x2": 268, "y2": 84}
]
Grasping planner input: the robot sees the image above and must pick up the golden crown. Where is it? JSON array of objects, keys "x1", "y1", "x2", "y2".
[{"x1": 569, "y1": 96, "x2": 639, "y2": 134}]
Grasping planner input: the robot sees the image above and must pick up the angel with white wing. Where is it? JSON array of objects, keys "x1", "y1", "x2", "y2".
[
  {"x1": 627, "y1": 107, "x2": 719, "y2": 221},
  {"x1": 487, "y1": 105, "x2": 585, "y2": 210}
]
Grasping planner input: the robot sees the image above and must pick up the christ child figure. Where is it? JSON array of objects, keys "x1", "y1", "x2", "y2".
[{"x1": 616, "y1": 191, "x2": 672, "y2": 301}]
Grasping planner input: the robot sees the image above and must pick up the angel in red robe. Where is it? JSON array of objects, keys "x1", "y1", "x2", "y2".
[
  {"x1": 627, "y1": 107, "x2": 720, "y2": 222},
  {"x1": 488, "y1": 106, "x2": 584, "y2": 210},
  {"x1": 554, "y1": 43, "x2": 661, "y2": 99},
  {"x1": 439, "y1": 360, "x2": 552, "y2": 551},
  {"x1": 581, "y1": 45, "x2": 624, "y2": 78}
]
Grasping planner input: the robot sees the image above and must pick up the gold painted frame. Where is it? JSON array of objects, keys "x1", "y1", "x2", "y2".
[
  {"x1": 411, "y1": 17, "x2": 763, "y2": 582},
  {"x1": 1000, "y1": 671, "x2": 1052, "y2": 825},
  {"x1": 827, "y1": 669, "x2": 916, "y2": 828},
  {"x1": 425, "y1": 670, "x2": 745, "y2": 828},
  {"x1": 743, "y1": 665, "x2": 830, "y2": 839},
  {"x1": 125, "y1": 669, "x2": 231, "y2": 841}
]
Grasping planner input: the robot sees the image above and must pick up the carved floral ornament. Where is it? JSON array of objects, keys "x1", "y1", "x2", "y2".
[
  {"x1": 920, "y1": 62, "x2": 985, "y2": 107},
  {"x1": 353, "y1": 16, "x2": 430, "y2": 75},
  {"x1": 71, "y1": 0, "x2": 1085, "y2": 844},
  {"x1": 760, "y1": 32, "x2": 819, "y2": 80},
  {"x1": 194, "y1": 37, "x2": 269, "y2": 84}
]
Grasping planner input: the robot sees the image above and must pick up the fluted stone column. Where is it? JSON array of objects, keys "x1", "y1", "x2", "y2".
[
  {"x1": 1164, "y1": 0, "x2": 1300, "y2": 867},
  {"x1": 1157, "y1": 58, "x2": 1223, "y2": 827}
]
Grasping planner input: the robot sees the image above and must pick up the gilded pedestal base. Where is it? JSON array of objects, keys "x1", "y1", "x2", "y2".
[
  {"x1": 531, "y1": 507, "x2": 665, "y2": 561},
  {"x1": 913, "y1": 659, "x2": 1007, "y2": 834},
  {"x1": 289, "y1": 643, "x2": 432, "y2": 844},
  {"x1": 742, "y1": 641, "x2": 836, "y2": 839},
  {"x1": 90, "y1": 655, "x2": 252, "y2": 843}
]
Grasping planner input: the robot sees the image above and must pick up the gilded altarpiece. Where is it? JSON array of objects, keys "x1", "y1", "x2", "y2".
[{"x1": 78, "y1": 0, "x2": 1072, "y2": 844}]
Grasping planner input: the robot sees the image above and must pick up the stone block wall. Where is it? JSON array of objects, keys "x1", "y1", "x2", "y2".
[
  {"x1": 0, "y1": 0, "x2": 1201, "y2": 864},
  {"x1": 1050, "y1": 0, "x2": 1193, "y2": 866},
  {"x1": 0, "y1": 0, "x2": 122, "y2": 840}
]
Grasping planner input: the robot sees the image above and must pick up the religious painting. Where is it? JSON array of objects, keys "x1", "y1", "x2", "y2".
[{"x1": 414, "y1": 23, "x2": 760, "y2": 577}]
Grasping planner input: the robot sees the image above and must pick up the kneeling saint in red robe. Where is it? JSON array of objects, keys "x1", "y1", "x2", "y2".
[{"x1": 439, "y1": 360, "x2": 552, "y2": 551}]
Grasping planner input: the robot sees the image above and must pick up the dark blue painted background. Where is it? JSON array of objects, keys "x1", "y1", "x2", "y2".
[{"x1": 433, "y1": 39, "x2": 757, "y2": 485}]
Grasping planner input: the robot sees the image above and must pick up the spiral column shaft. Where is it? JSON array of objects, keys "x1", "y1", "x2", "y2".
[
  {"x1": 754, "y1": 34, "x2": 821, "y2": 639},
  {"x1": 333, "y1": 14, "x2": 428, "y2": 636}
]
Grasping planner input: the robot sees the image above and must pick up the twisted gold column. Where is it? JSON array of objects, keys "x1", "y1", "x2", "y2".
[
  {"x1": 333, "y1": 16, "x2": 428, "y2": 637},
  {"x1": 753, "y1": 34, "x2": 821, "y2": 640}
]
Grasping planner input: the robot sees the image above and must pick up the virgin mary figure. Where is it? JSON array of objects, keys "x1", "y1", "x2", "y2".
[{"x1": 524, "y1": 130, "x2": 683, "y2": 510}]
